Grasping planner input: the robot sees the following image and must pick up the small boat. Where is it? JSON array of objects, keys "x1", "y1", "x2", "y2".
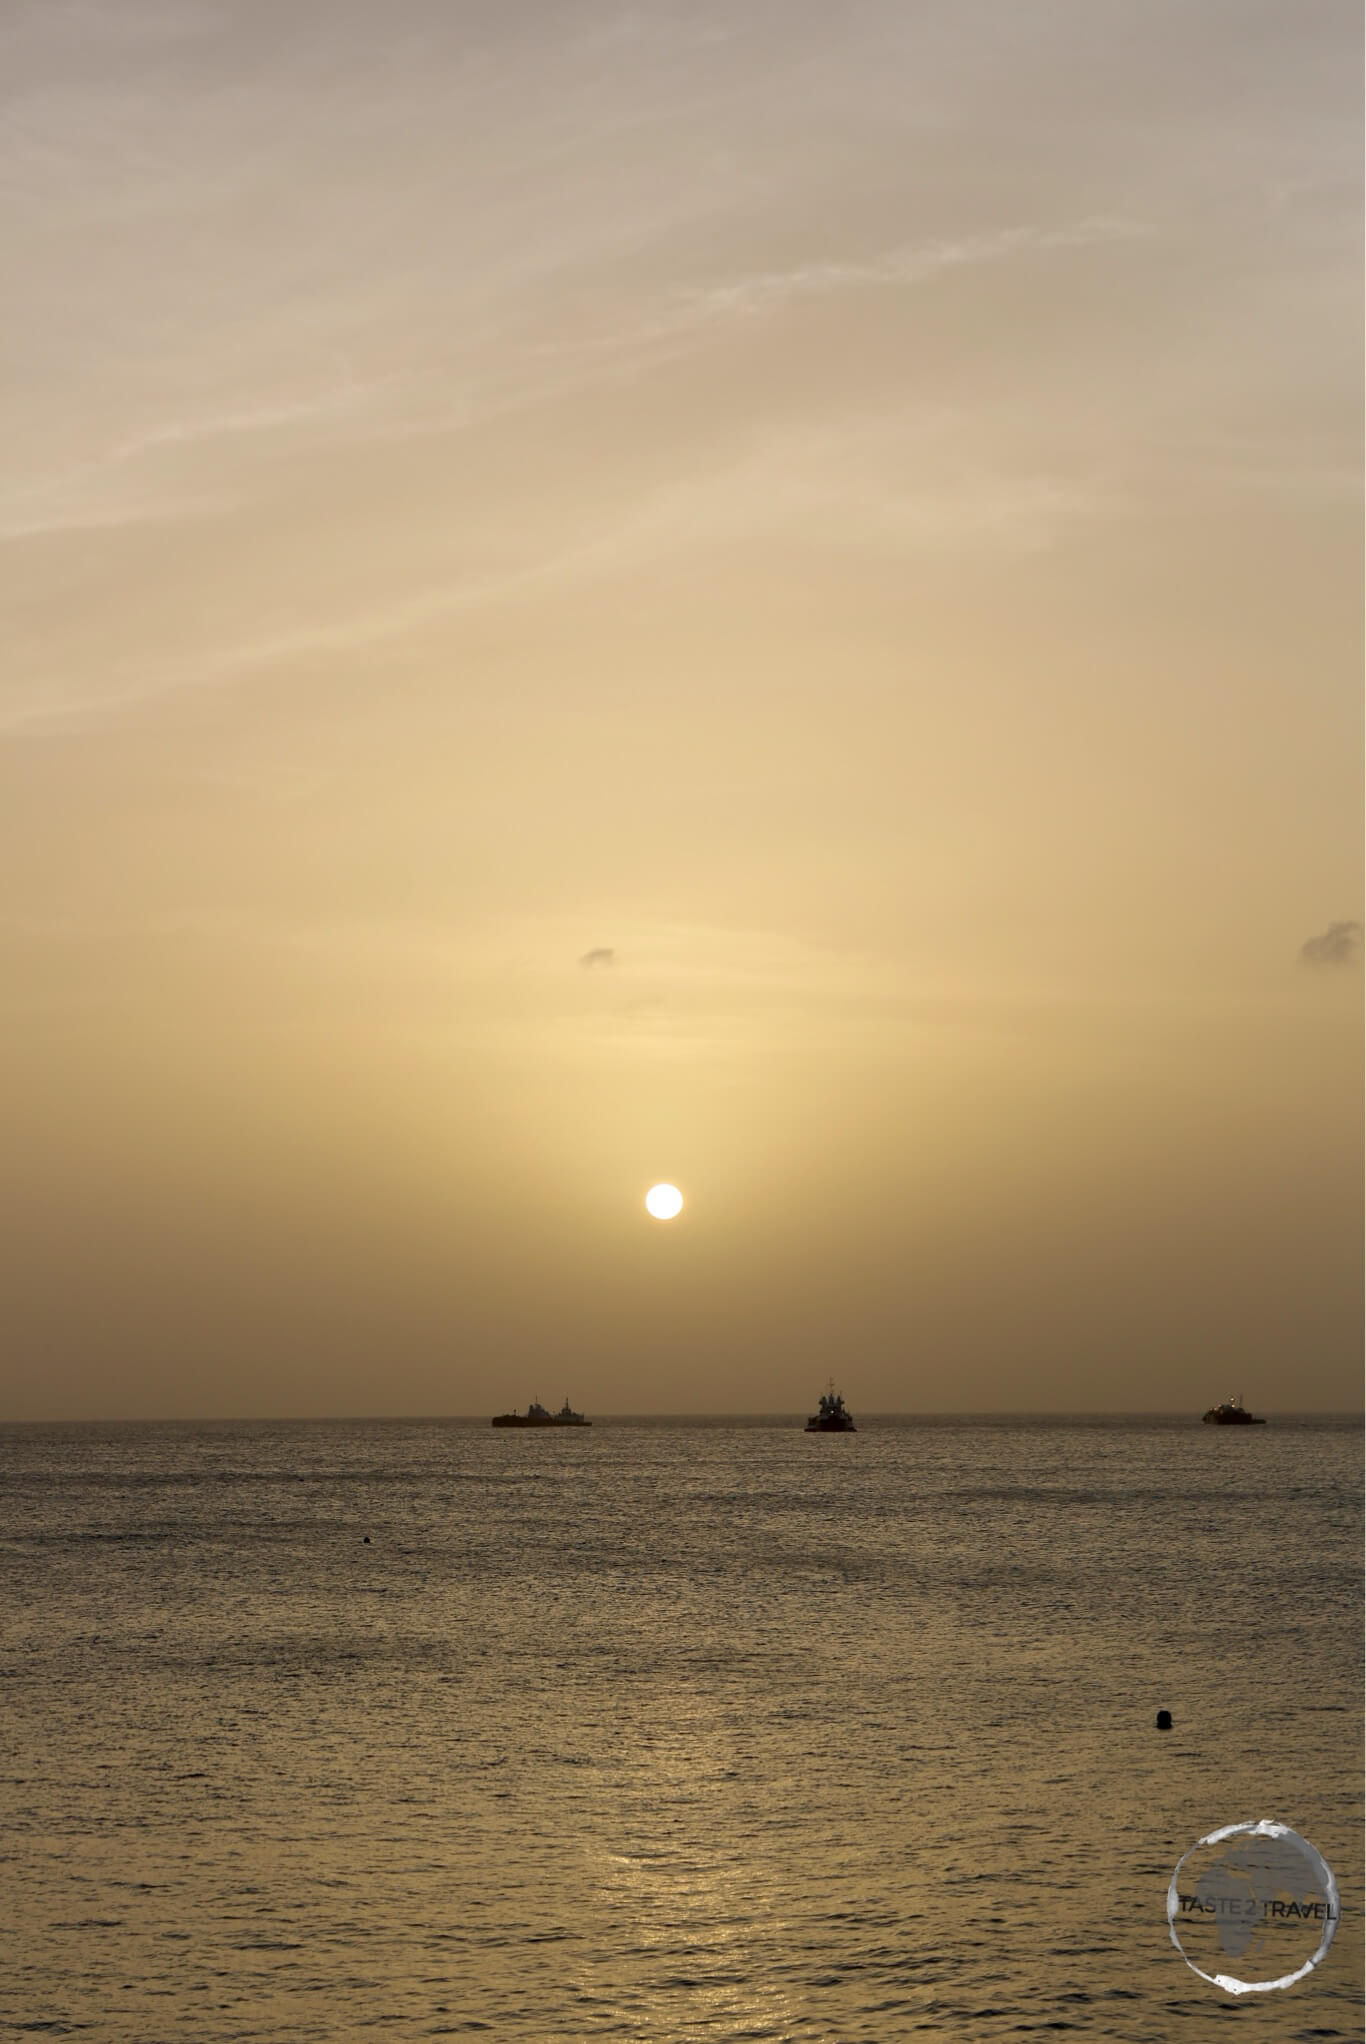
[
  {"x1": 806, "y1": 1381, "x2": 856, "y2": 1432},
  {"x1": 1202, "y1": 1395, "x2": 1266, "y2": 1425},
  {"x1": 491, "y1": 1399, "x2": 591, "y2": 1428}
]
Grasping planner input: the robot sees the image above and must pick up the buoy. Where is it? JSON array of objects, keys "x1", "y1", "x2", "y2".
[
  {"x1": 1155, "y1": 1709, "x2": 1172, "y2": 1730},
  {"x1": 363, "y1": 1536, "x2": 370, "y2": 1544}
]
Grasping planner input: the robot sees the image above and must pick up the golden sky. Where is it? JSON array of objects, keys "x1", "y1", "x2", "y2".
[{"x1": 1, "y1": 1, "x2": 1360, "y2": 1417}]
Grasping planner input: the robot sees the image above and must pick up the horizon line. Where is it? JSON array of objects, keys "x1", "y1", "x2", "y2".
[{"x1": 3, "y1": 1409, "x2": 1361, "y2": 1427}]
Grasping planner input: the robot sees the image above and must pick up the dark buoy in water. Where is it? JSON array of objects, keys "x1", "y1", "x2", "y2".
[
  {"x1": 363, "y1": 1536, "x2": 371, "y2": 1544},
  {"x1": 1155, "y1": 1709, "x2": 1172, "y2": 1730}
]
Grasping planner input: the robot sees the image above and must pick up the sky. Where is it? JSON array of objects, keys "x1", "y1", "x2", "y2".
[{"x1": 1, "y1": 0, "x2": 1361, "y2": 1419}]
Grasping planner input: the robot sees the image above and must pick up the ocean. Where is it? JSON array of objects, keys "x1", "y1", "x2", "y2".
[{"x1": 1, "y1": 1415, "x2": 1360, "y2": 2042}]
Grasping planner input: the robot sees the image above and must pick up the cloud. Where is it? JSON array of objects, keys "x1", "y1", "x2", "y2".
[
  {"x1": 1299, "y1": 920, "x2": 1362, "y2": 967},
  {"x1": 515, "y1": 216, "x2": 1150, "y2": 400},
  {"x1": 0, "y1": 423, "x2": 1095, "y2": 738},
  {"x1": 0, "y1": 379, "x2": 400, "y2": 543},
  {"x1": 579, "y1": 947, "x2": 616, "y2": 968},
  {"x1": 670, "y1": 216, "x2": 1147, "y2": 328}
]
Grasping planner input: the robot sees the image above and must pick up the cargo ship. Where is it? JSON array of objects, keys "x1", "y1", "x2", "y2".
[
  {"x1": 1202, "y1": 1396, "x2": 1266, "y2": 1425},
  {"x1": 806, "y1": 1382, "x2": 856, "y2": 1432},
  {"x1": 491, "y1": 1399, "x2": 591, "y2": 1428}
]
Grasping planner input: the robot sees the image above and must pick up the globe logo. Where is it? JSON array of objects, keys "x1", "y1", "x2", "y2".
[{"x1": 1167, "y1": 1820, "x2": 1339, "y2": 1995}]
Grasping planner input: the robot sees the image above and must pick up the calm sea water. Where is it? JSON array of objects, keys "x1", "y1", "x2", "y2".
[{"x1": 1, "y1": 1416, "x2": 1360, "y2": 2042}]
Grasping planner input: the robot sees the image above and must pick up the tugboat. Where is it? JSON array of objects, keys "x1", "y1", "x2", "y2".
[
  {"x1": 805, "y1": 1381, "x2": 856, "y2": 1432},
  {"x1": 491, "y1": 1398, "x2": 591, "y2": 1428},
  {"x1": 1202, "y1": 1395, "x2": 1266, "y2": 1425}
]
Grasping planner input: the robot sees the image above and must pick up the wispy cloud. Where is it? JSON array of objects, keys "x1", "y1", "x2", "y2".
[
  {"x1": 2, "y1": 211, "x2": 1133, "y2": 547},
  {"x1": 0, "y1": 409, "x2": 1106, "y2": 738},
  {"x1": 671, "y1": 216, "x2": 1148, "y2": 324},
  {"x1": 0, "y1": 377, "x2": 402, "y2": 541},
  {"x1": 110, "y1": 380, "x2": 389, "y2": 461},
  {"x1": 510, "y1": 215, "x2": 1150, "y2": 398},
  {"x1": 0, "y1": 0, "x2": 218, "y2": 53}
]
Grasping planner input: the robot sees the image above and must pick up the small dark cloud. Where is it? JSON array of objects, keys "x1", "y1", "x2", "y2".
[
  {"x1": 1299, "y1": 920, "x2": 1363, "y2": 967},
  {"x1": 579, "y1": 946, "x2": 616, "y2": 968}
]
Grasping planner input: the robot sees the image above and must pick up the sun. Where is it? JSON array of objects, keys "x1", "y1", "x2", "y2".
[{"x1": 645, "y1": 1183, "x2": 684, "y2": 1220}]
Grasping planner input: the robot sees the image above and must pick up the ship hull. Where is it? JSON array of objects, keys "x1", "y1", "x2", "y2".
[{"x1": 491, "y1": 1414, "x2": 591, "y2": 1427}]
